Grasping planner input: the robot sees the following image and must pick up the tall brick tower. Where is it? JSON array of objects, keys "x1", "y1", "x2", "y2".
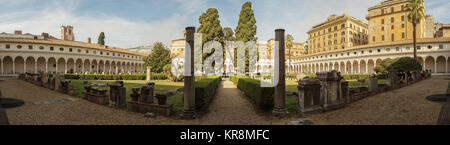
[{"x1": 60, "y1": 25, "x2": 75, "y2": 41}]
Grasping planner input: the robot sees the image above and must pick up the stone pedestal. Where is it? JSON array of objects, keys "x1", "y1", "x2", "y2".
[
  {"x1": 341, "y1": 80, "x2": 349, "y2": 104},
  {"x1": 317, "y1": 70, "x2": 345, "y2": 111},
  {"x1": 388, "y1": 71, "x2": 399, "y2": 89},
  {"x1": 139, "y1": 82, "x2": 155, "y2": 103},
  {"x1": 182, "y1": 27, "x2": 196, "y2": 119},
  {"x1": 273, "y1": 29, "x2": 288, "y2": 116},
  {"x1": 297, "y1": 77, "x2": 322, "y2": 114},
  {"x1": 368, "y1": 76, "x2": 378, "y2": 95},
  {"x1": 109, "y1": 81, "x2": 127, "y2": 108},
  {"x1": 128, "y1": 101, "x2": 173, "y2": 116}
]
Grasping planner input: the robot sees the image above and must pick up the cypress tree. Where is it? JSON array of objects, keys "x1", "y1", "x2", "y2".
[{"x1": 235, "y1": 1, "x2": 257, "y2": 73}]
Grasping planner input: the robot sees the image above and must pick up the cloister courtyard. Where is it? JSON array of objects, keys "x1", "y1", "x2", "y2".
[{"x1": 1, "y1": 75, "x2": 447, "y2": 125}]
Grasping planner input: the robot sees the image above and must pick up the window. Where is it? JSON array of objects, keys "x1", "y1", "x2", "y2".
[
  {"x1": 39, "y1": 46, "x2": 44, "y2": 50},
  {"x1": 373, "y1": 36, "x2": 375, "y2": 42},
  {"x1": 401, "y1": 5, "x2": 405, "y2": 11},
  {"x1": 402, "y1": 16, "x2": 405, "y2": 21},
  {"x1": 86, "y1": 50, "x2": 89, "y2": 53},
  {"x1": 341, "y1": 24, "x2": 345, "y2": 29},
  {"x1": 50, "y1": 47, "x2": 54, "y2": 51},
  {"x1": 381, "y1": 26, "x2": 384, "y2": 31},
  {"x1": 386, "y1": 48, "x2": 391, "y2": 52},
  {"x1": 341, "y1": 31, "x2": 345, "y2": 35},
  {"x1": 6, "y1": 44, "x2": 10, "y2": 49},
  {"x1": 334, "y1": 26, "x2": 337, "y2": 31},
  {"x1": 328, "y1": 28, "x2": 331, "y2": 32},
  {"x1": 391, "y1": 7, "x2": 394, "y2": 13},
  {"x1": 417, "y1": 46, "x2": 421, "y2": 50},
  {"x1": 381, "y1": 9, "x2": 385, "y2": 14},
  {"x1": 78, "y1": 49, "x2": 81, "y2": 53},
  {"x1": 402, "y1": 32, "x2": 405, "y2": 38},
  {"x1": 406, "y1": 47, "x2": 410, "y2": 50},
  {"x1": 28, "y1": 45, "x2": 33, "y2": 50},
  {"x1": 100, "y1": 51, "x2": 103, "y2": 55},
  {"x1": 391, "y1": 25, "x2": 394, "y2": 30},
  {"x1": 381, "y1": 19, "x2": 384, "y2": 24},
  {"x1": 381, "y1": 35, "x2": 385, "y2": 41},
  {"x1": 93, "y1": 51, "x2": 96, "y2": 54},
  {"x1": 60, "y1": 48, "x2": 64, "y2": 51},
  {"x1": 391, "y1": 34, "x2": 394, "y2": 41},
  {"x1": 107, "y1": 52, "x2": 110, "y2": 55},
  {"x1": 17, "y1": 45, "x2": 22, "y2": 49},
  {"x1": 427, "y1": 45, "x2": 432, "y2": 49},
  {"x1": 361, "y1": 51, "x2": 364, "y2": 54},
  {"x1": 402, "y1": 24, "x2": 405, "y2": 28},
  {"x1": 378, "y1": 49, "x2": 381, "y2": 52},
  {"x1": 396, "y1": 47, "x2": 400, "y2": 51},
  {"x1": 350, "y1": 24, "x2": 353, "y2": 28},
  {"x1": 369, "y1": 50, "x2": 373, "y2": 53},
  {"x1": 439, "y1": 44, "x2": 444, "y2": 49},
  {"x1": 69, "y1": 48, "x2": 73, "y2": 52}
]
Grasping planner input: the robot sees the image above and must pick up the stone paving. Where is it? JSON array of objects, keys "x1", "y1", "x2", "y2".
[{"x1": 0, "y1": 76, "x2": 448, "y2": 125}]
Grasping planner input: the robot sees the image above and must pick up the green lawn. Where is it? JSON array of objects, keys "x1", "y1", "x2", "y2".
[{"x1": 70, "y1": 80, "x2": 185, "y2": 114}]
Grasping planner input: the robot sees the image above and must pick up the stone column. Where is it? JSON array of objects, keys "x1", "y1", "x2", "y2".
[
  {"x1": 273, "y1": 29, "x2": 288, "y2": 115},
  {"x1": 146, "y1": 66, "x2": 151, "y2": 81},
  {"x1": 1, "y1": 59, "x2": 3, "y2": 74},
  {"x1": 182, "y1": 27, "x2": 196, "y2": 119},
  {"x1": 12, "y1": 61, "x2": 15, "y2": 74},
  {"x1": 368, "y1": 75, "x2": 378, "y2": 95},
  {"x1": 64, "y1": 61, "x2": 67, "y2": 74},
  {"x1": 45, "y1": 60, "x2": 48, "y2": 73},
  {"x1": 24, "y1": 61, "x2": 26, "y2": 73},
  {"x1": 35, "y1": 60, "x2": 38, "y2": 73}
]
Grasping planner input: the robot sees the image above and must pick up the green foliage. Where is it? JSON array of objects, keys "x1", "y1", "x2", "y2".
[
  {"x1": 341, "y1": 74, "x2": 370, "y2": 80},
  {"x1": 98, "y1": 32, "x2": 105, "y2": 45},
  {"x1": 286, "y1": 34, "x2": 294, "y2": 60},
  {"x1": 387, "y1": 57, "x2": 422, "y2": 72},
  {"x1": 144, "y1": 42, "x2": 172, "y2": 73},
  {"x1": 286, "y1": 73, "x2": 297, "y2": 80},
  {"x1": 230, "y1": 76, "x2": 274, "y2": 111},
  {"x1": 63, "y1": 73, "x2": 168, "y2": 80},
  {"x1": 235, "y1": 1, "x2": 257, "y2": 73},
  {"x1": 302, "y1": 72, "x2": 317, "y2": 77},
  {"x1": 197, "y1": 8, "x2": 225, "y2": 71},
  {"x1": 223, "y1": 27, "x2": 235, "y2": 41},
  {"x1": 194, "y1": 76, "x2": 222, "y2": 110},
  {"x1": 375, "y1": 58, "x2": 397, "y2": 76},
  {"x1": 406, "y1": 0, "x2": 425, "y2": 24}
]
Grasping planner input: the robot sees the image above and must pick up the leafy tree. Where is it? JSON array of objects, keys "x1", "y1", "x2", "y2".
[
  {"x1": 235, "y1": 1, "x2": 257, "y2": 73},
  {"x1": 143, "y1": 42, "x2": 171, "y2": 73},
  {"x1": 223, "y1": 27, "x2": 235, "y2": 41},
  {"x1": 197, "y1": 8, "x2": 224, "y2": 72},
  {"x1": 98, "y1": 32, "x2": 105, "y2": 45},
  {"x1": 387, "y1": 57, "x2": 422, "y2": 72},
  {"x1": 406, "y1": 0, "x2": 425, "y2": 60},
  {"x1": 286, "y1": 34, "x2": 294, "y2": 72},
  {"x1": 374, "y1": 58, "x2": 397, "y2": 76}
]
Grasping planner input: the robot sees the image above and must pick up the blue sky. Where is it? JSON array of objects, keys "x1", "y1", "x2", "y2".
[{"x1": 0, "y1": 0, "x2": 448, "y2": 49}]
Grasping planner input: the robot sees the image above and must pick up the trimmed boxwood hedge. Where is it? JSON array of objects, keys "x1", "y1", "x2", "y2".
[
  {"x1": 63, "y1": 73, "x2": 168, "y2": 80},
  {"x1": 230, "y1": 76, "x2": 274, "y2": 112},
  {"x1": 194, "y1": 76, "x2": 222, "y2": 110}
]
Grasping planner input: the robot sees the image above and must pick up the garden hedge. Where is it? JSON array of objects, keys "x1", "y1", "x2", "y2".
[
  {"x1": 230, "y1": 76, "x2": 274, "y2": 112},
  {"x1": 194, "y1": 76, "x2": 222, "y2": 110},
  {"x1": 63, "y1": 73, "x2": 168, "y2": 80}
]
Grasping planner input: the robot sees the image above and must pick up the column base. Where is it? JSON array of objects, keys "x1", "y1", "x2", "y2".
[
  {"x1": 181, "y1": 109, "x2": 196, "y2": 120},
  {"x1": 272, "y1": 107, "x2": 288, "y2": 117}
]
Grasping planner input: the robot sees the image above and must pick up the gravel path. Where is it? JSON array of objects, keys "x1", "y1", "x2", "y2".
[
  {"x1": 300, "y1": 76, "x2": 449, "y2": 125},
  {"x1": 197, "y1": 79, "x2": 278, "y2": 125}
]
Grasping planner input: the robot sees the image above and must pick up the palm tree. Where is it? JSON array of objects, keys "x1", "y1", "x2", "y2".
[{"x1": 406, "y1": 0, "x2": 425, "y2": 61}]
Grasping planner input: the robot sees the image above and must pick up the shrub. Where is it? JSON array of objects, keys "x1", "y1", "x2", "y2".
[
  {"x1": 286, "y1": 73, "x2": 297, "y2": 80},
  {"x1": 375, "y1": 58, "x2": 397, "y2": 76},
  {"x1": 232, "y1": 77, "x2": 274, "y2": 112},
  {"x1": 387, "y1": 57, "x2": 422, "y2": 72},
  {"x1": 194, "y1": 76, "x2": 222, "y2": 110},
  {"x1": 63, "y1": 73, "x2": 159, "y2": 80},
  {"x1": 341, "y1": 74, "x2": 370, "y2": 80}
]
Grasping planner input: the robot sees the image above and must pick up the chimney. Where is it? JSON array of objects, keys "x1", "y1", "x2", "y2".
[
  {"x1": 14, "y1": 30, "x2": 22, "y2": 35},
  {"x1": 87, "y1": 37, "x2": 91, "y2": 43},
  {"x1": 41, "y1": 33, "x2": 49, "y2": 39}
]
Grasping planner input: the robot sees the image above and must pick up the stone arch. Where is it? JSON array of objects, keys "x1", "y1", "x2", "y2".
[
  {"x1": 376, "y1": 59, "x2": 382, "y2": 67},
  {"x1": 334, "y1": 62, "x2": 339, "y2": 72},
  {"x1": 25, "y1": 57, "x2": 36, "y2": 73},
  {"x1": 91, "y1": 60, "x2": 98, "y2": 74},
  {"x1": 360, "y1": 60, "x2": 367, "y2": 74},
  {"x1": 3, "y1": 56, "x2": 13, "y2": 74},
  {"x1": 57, "y1": 58, "x2": 65, "y2": 73},
  {"x1": 346, "y1": 61, "x2": 352, "y2": 74},
  {"x1": 425, "y1": 56, "x2": 435, "y2": 72},
  {"x1": 316, "y1": 63, "x2": 319, "y2": 73},
  {"x1": 436, "y1": 56, "x2": 446, "y2": 73},
  {"x1": 320, "y1": 63, "x2": 324, "y2": 72},
  {"x1": 75, "y1": 59, "x2": 83, "y2": 74},
  {"x1": 67, "y1": 58, "x2": 75, "y2": 74},
  {"x1": 328, "y1": 62, "x2": 333, "y2": 71},
  {"x1": 340, "y1": 62, "x2": 345, "y2": 73},
  {"x1": 417, "y1": 57, "x2": 424, "y2": 68},
  {"x1": 105, "y1": 60, "x2": 111, "y2": 74},
  {"x1": 36, "y1": 57, "x2": 46, "y2": 73},
  {"x1": 448, "y1": 57, "x2": 450, "y2": 73},
  {"x1": 14, "y1": 56, "x2": 25, "y2": 74},
  {"x1": 99, "y1": 60, "x2": 105, "y2": 74},
  {"x1": 126, "y1": 62, "x2": 131, "y2": 73},
  {"x1": 84, "y1": 59, "x2": 91, "y2": 74},
  {"x1": 47, "y1": 57, "x2": 57, "y2": 73},
  {"x1": 353, "y1": 60, "x2": 359, "y2": 74},
  {"x1": 368, "y1": 59, "x2": 375, "y2": 74}
]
